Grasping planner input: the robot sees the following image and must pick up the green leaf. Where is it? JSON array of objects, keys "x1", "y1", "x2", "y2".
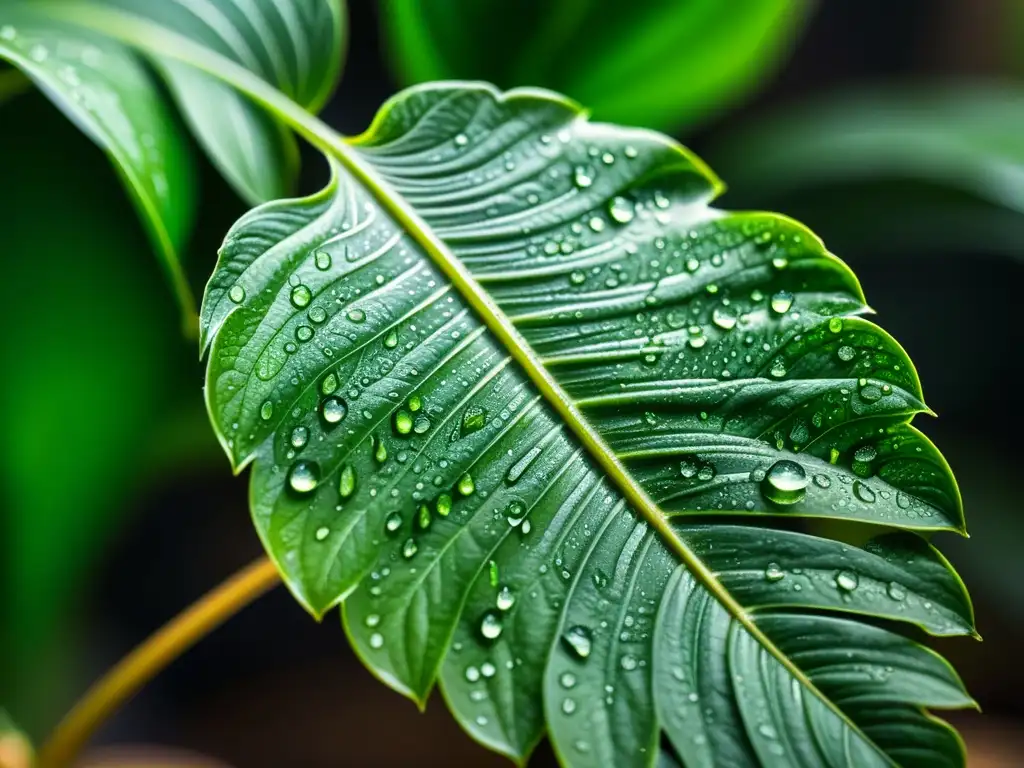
[
  {"x1": 202, "y1": 83, "x2": 974, "y2": 766},
  {"x1": 0, "y1": 11, "x2": 198, "y2": 319},
  {"x1": 380, "y1": 0, "x2": 812, "y2": 132},
  {"x1": 79, "y1": 0, "x2": 347, "y2": 205},
  {"x1": 708, "y1": 83, "x2": 1024, "y2": 259}
]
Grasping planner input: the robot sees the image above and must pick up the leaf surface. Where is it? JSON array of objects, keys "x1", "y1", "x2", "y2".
[
  {"x1": 202, "y1": 83, "x2": 974, "y2": 766},
  {"x1": 380, "y1": 0, "x2": 812, "y2": 132}
]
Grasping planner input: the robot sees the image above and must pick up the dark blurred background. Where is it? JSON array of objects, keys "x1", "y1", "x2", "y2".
[{"x1": 2, "y1": 1, "x2": 1022, "y2": 765}]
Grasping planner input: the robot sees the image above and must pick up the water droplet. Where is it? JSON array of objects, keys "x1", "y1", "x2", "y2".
[
  {"x1": 770, "y1": 359, "x2": 787, "y2": 378},
  {"x1": 394, "y1": 410, "x2": 413, "y2": 434},
  {"x1": 573, "y1": 166, "x2": 593, "y2": 188},
  {"x1": 413, "y1": 416, "x2": 431, "y2": 434},
  {"x1": 290, "y1": 285, "x2": 312, "y2": 308},
  {"x1": 290, "y1": 426, "x2": 309, "y2": 449},
  {"x1": 402, "y1": 537, "x2": 418, "y2": 559},
  {"x1": 339, "y1": 464, "x2": 356, "y2": 498},
  {"x1": 854, "y1": 446, "x2": 877, "y2": 463},
  {"x1": 436, "y1": 493, "x2": 452, "y2": 517},
  {"x1": 887, "y1": 581, "x2": 906, "y2": 601},
  {"x1": 288, "y1": 461, "x2": 320, "y2": 494},
  {"x1": 812, "y1": 473, "x2": 831, "y2": 489},
  {"x1": 296, "y1": 325, "x2": 314, "y2": 342},
  {"x1": 507, "y1": 446, "x2": 542, "y2": 484},
  {"x1": 229, "y1": 284, "x2": 245, "y2": 303},
  {"x1": 853, "y1": 480, "x2": 876, "y2": 503},
  {"x1": 828, "y1": 317, "x2": 843, "y2": 333},
  {"x1": 562, "y1": 626, "x2": 592, "y2": 659},
  {"x1": 384, "y1": 330, "x2": 399, "y2": 348},
  {"x1": 454, "y1": 133, "x2": 468, "y2": 147},
  {"x1": 560, "y1": 671, "x2": 576, "y2": 689},
  {"x1": 347, "y1": 308, "x2": 365, "y2": 323},
  {"x1": 496, "y1": 585, "x2": 515, "y2": 611},
  {"x1": 320, "y1": 396, "x2": 347, "y2": 425},
  {"x1": 260, "y1": 400, "x2": 274, "y2": 421},
  {"x1": 764, "y1": 563, "x2": 785, "y2": 582},
  {"x1": 712, "y1": 308, "x2": 737, "y2": 330},
  {"x1": 369, "y1": 632, "x2": 384, "y2": 649},
  {"x1": 569, "y1": 270, "x2": 586, "y2": 286},
  {"x1": 561, "y1": 698, "x2": 577, "y2": 715},
  {"x1": 680, "y1": 460, "x2": 698, "y2": 479},
  {"x1": 620, "y1": 654, "x2": 638, "y2": 671},
  {"x1": 770, "y1": 291, "x2": 794, "y2": 314},
  {"x1": 608, "y1": 196, "x2": 634, "y2": 224},
  {"x1": 320, "y1": 373, "x2": 338, "y2": 396},
  {"x1": 374, "y1": 436, "x2": 388, "y2": 464},
  {"x1": 314, "y1": 250, "x2": 331, "y2": 270},
  {"x1": 465, "y1": 665, "x2": 480, "y2": 682},
  {"x1": 458, "y1": 473, "x2": 475, "y2": 496},
  {"x1": 758, "y1": 723, "x2": 778, "y2": 739},
  {"x1": 761, "y1": 460, "x2": 808, "y2": 505},
  {"x1": 365, "y1": 614, "x2": 380, "y2": 628},
  {"x1": 837, "y1": 345, "x2": 856, "y2": 362},
  {"x1": 480, "y1": 611, "x2": 503, "y2": 640},
  {"x1": 835, "y1": 571, "x2": 859, "y2": 592},
  {"x1": 385, "y1": 512, "x2": 402, "y2": 533},
  {"x1": 0, "y1": 26, "x2": 15, "y2": 41},
  {"x1": 461, "y1": 405, "x2": 487, "y2": 435},
  {"x1": 481, "y1": 662, "x2": 496, "y2": 678}
]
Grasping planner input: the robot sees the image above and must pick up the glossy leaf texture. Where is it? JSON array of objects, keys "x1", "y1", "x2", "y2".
[
  {"x1": 380, "y1": 0, "x2": 812, "y2": 133},
  {"x1": 202, "y1": 83, "x2": 975, "y2": 767},
  {"x1": 0, "y1": 10, "x2": 197, "y2": 316},
  {"x1": 709, "y1": 83, "x2": 1024, "y2": 260}
]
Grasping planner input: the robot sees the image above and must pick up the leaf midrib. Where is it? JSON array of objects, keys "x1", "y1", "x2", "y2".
[{"x1": 43, "y1": 4, "x2": 898, "y2": 761}]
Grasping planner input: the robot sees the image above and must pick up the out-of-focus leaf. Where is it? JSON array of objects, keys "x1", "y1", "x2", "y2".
[
  {"x1": 709, "y1": 83, "x2": 1024, "y2": 259},
  {"x1": 0, "y1": 711, "x2": 33, "y2": 768},
  {"x1": 380, "y1": 0, "x2": 812, "y2": 133},
  {"x1": 79, "y1": 0, "x2": 348, "y2": 205},
  {"x1": 0, "y1": 92, "x2": 187, "y2": 730},
  {"x1": 0, "y1": 12, "x2": 198, "y2": 319}
]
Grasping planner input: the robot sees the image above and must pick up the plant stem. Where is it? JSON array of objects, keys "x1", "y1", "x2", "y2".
[{"x1": 37, "y1": 557, "x2": 280, "y2": 768}]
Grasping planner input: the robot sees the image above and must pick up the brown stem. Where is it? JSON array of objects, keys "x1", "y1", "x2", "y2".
[{"x1": 37, "y1": 556, "x2": 281, "y2": 768}]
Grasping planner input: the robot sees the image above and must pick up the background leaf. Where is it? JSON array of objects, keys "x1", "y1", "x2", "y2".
[
  {"x1": 379, "y1": 0, "x2": 813, "y2": 133},
  {"x1": 707, "y1": 83, "x2": 1024, "y2": 261},
  {"x1": 203, "y1": 83, "x2": 975, "y2": 766}
]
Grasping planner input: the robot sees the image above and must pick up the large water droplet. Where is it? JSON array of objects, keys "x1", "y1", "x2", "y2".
[
  {"x1": 496, "y1": 585, "x2": 515, "y2": 611},
  {"x1": 436, "y1": 493, "x2": 452, "y2": 517},
  {"x1": 608, "y1": 196, "x2": 634, "y2": 224},
  {"x1": 562, "y1": 625, "x2": 592, "y2": 659},
  {"x1": 290, "y1": 426, "x2": 309, "y2": 450},
  {"x1": 887, "y1": 581, "x2": 906, "y2": 601},
  {"x1": 770, "y1": 291, "x2": 794, "y2": 314},
  {"x1": 394, "y1": 410, "x2": 413, "y2": 435},
  {"x1": 339, "y1": 464, "x2": 356, "y2": 498},
  {"x1": 228, "y1": 284, "x2": 245, "y2": 303},
  {"x1": 314, "y1": 250, "x2": 332, "y2": 270},
  {"x1": 288, "y1": 461, "x2": 320, "y2": 494},
  {"x1": 457, "y1": 473, "x2": 475, "y2": 496},
  {"x1": 835, "y1": 571, "x2": 859, "y2": 592},
  {"x1": 385, "y1": 512, "x2": 402, "y2": 533},
  {"x1": 853, "y1": 480, "x2": 876, "y2": 503},
  {"x1": 573, "y1": 166, "x2": 593, "y2": 188},
  {"x1": 480, "y1": 611, "x2": 503, "y2": 640},
  {"x1": 260, "y1": 400, "x2": 274, "y2": 421},
  {"x1": 461, "y1": 405, "x2": 487, "y2": 435},
  {"x1": 320, "y1": 396, "x2": 347, "y2": 425},
  {"x1": 764, "y1": 563, "x2": 785, "y2": 582},
  {"x1": 290, "y1": 285, "x2": 312, "y2": 308},
  {"x1": 761, "y1": 460, "x2": 808, "y2": 505}
]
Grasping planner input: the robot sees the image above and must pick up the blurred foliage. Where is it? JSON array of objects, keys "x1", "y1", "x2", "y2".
[
  {"x1": 0, "y1": 92, "x2": 198, "y2": 730},
  {"x1": 709, "y1": 83, "x2": 1024, "y2": 261},
  {"x1": 380, "y1": 0, "x2": 813, "y2": 133}
]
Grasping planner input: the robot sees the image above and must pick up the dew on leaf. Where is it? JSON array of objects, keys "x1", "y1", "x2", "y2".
[
  {"x1": 287, "y1": 461, "x2": 320, "y2": 494},
  {"x1": 320, "y1": 396, "x2": 347, "y2": 424},
  {"x1": 562, "y1": 625, "x2": 593, "y2": 659},
  {"x1": 761, "y1": 460, "x2": 808, "y2": 505},
  {"x1": 290, "y1": 285, "x2": 312, "y2": 308},
  {"x1": 480, "y1": 611, "x2": 503, "y2": 640}
]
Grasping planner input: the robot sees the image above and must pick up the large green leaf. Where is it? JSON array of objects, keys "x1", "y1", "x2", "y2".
[
  {"x1": 202, "y1": 83, "x2": 975, "y2": 766},
  {"x1": 380, "y1": 0, "x2": 813, "y2": 133},
  {"x1": 708, "y1": 83, "x2": 1024, "y2": 260}
]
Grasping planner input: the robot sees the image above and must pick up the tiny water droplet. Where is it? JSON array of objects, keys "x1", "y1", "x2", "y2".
[
  {"x1": 887, "y1": 581, "x2": 906, "y2": 601},
  {"x1": 369, "y1": 632, "x2": 384, "y2": 649},
  {"x1": 385, "y1": 512, "x2": 402, "y2": 533},
  {"x1": 347, "y1": 308, "x2": 365, "y2": 323},
  {"x1": 561, "y1": 698, "x2": 577, "y2": 715},
  {"x1": 315, "y1": 526, "x2": 330, "y2": 541},
  {"x1": 465, "y1": 665, "x2": 480, "y2": 682},
  {"x1": 462, "y1": 405, "x2": 487, "y2": 434},
  {"x1": 314, "y1": 250, "x2": 331, "y2": 270},
  {"x1": 402, "y1": 537, "x2": 418, "y2": 559},
  {"x1": 260, "y1": 400, "x2": 273, "y2": 421},
  {"x1": 764, "y1": 563, "x2": 785, "y2": 582},
  {"x1": 620, "y1": 654, "x2": 638, "y2": 671},
  {"x1": 573, "y1": 166, "x2": 593, "y2": 188},
  {"x1": 290, "y1": 426, "x2": 309, "y2": 449},
  {"x1": 608, "y1": 196, "x2": 634, "y2": 224},
  {"x1": 496, "y1": 585, "x2": 515, "y2": 611}
]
